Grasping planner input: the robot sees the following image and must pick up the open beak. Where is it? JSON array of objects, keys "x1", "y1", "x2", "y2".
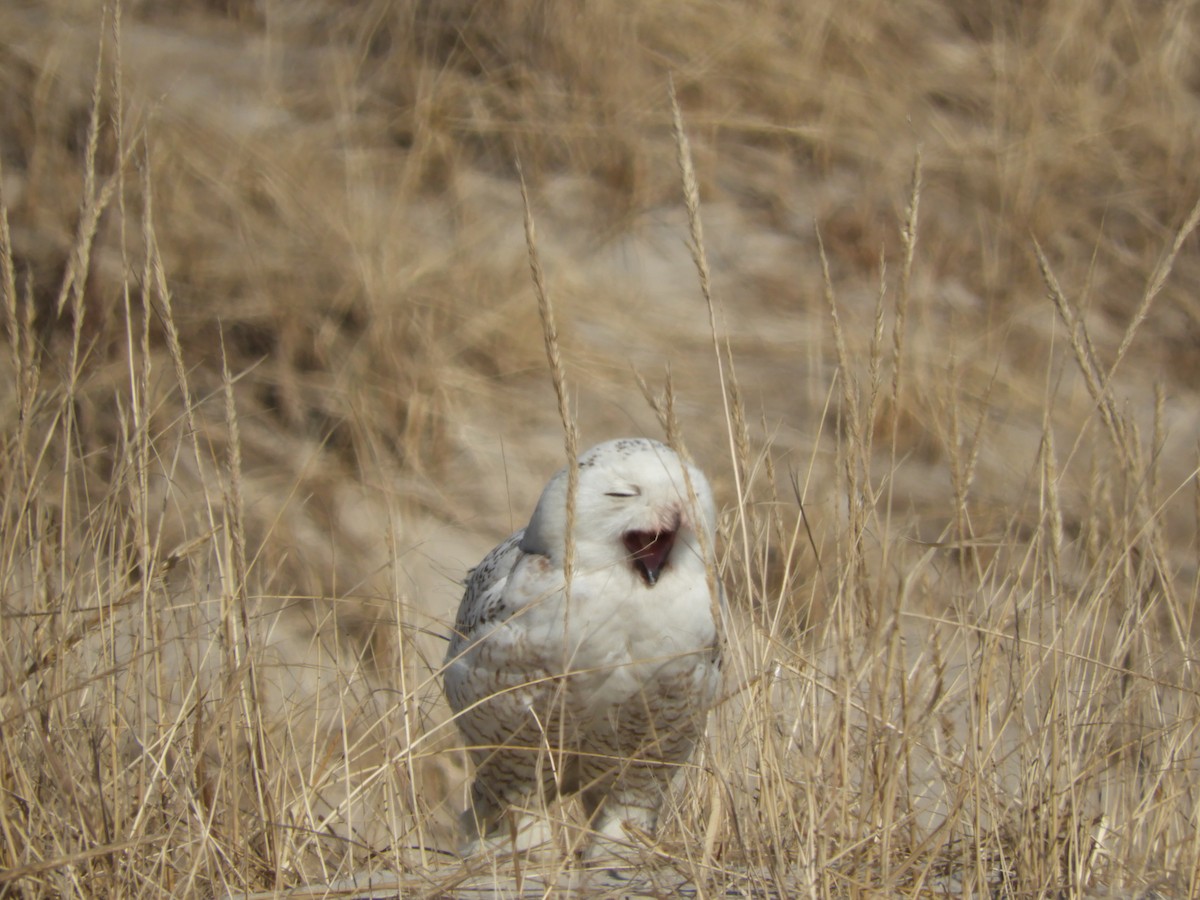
[{"x1": 623, "y1": 527, "x2": 678, "y2": 586}]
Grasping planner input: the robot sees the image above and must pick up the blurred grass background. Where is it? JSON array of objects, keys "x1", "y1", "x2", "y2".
[{"x1": 1, "y1": 1, "x2": 1198, "y2": 896}]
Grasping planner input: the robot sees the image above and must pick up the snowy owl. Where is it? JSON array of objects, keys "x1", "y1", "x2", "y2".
[{"x1": 442, "y1": 438, "x2": 722, "y2": 856}]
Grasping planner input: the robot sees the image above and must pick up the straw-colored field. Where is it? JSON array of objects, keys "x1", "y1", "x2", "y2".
[{"x1": 2, "y1": 2, "x2": 1198, "y2": 896}]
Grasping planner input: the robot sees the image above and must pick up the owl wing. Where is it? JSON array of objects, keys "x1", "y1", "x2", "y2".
[{"x1": 446, "y1": 530, "x2": 527, "y2": 659}]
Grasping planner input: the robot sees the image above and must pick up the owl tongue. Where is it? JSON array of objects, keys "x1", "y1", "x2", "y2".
[{"x1": 623, "y1": 528, "x2": 678, "y2": 586}]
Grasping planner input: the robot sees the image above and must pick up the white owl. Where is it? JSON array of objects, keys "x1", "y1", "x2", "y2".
[{"x1": 442, "y1": 438, "x2": 722, "y2": 857}]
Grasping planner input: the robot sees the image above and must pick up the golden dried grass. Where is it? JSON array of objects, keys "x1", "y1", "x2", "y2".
[{"x1": 1, "y1": 1, "x2": 1198, "y2": 896}]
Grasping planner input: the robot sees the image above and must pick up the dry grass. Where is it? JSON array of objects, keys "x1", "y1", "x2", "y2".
[{"x1": 2, "y1": 0, "x2": 1199, "y2": 896}]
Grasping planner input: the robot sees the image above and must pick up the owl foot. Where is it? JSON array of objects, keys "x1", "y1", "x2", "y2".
[
  {"x1": 458, "y1": 808, "x2": 556, "y2": 858},
  {"x1": 580, "y1": 805, "x2": 656, "y2": 866}
]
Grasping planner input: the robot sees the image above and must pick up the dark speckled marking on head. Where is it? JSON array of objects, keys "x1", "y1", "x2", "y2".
[
  {"x1": 580, "y1": 437, "x2": 658, "y2": 467},
  {"x1": 612, "y1": 437, "x2": 649, "y2": 454}
]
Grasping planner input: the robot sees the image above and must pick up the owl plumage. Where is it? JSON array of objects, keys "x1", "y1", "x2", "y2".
[{"x1": 443, "y1": 438, "x2": 722, "y2": 857}]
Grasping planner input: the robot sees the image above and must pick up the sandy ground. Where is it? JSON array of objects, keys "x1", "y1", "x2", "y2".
[{"x1": 2, "y1": 3, "x2": 1198, "y2": 896}]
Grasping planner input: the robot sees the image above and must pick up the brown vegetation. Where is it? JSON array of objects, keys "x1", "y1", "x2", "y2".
[{"x1": 1, "y1": 1, "x2": 1198, "y2": 896}]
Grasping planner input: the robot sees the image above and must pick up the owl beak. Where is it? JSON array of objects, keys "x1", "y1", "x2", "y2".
[{"x1": 623, "y1": 527, "x2": 678, "y2": 586}]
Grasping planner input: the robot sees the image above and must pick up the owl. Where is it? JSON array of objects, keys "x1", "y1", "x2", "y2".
[{"x1": 442, "y1": 438, "x2": 722, "y2": 857}]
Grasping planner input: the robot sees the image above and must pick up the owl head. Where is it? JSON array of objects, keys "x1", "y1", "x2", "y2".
[{"x1": 520, "y1": 438, "x2": 717, "y2": 586}]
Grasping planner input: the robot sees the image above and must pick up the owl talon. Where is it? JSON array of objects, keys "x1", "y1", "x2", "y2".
[{"x1": 459, "y1": 808, "x2": 555, "y2": 857}]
